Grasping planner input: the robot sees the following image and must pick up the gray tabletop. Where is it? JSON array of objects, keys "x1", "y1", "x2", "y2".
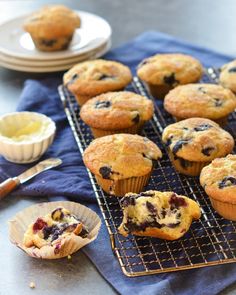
[{"x1": 0, "y1": 1, "x2": 236, "y2": 295}]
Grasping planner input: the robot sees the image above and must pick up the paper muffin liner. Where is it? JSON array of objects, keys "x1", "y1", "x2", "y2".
[
  {"x1": 168, "y1": 151, "x2": 210, "y2": 176},
  {"x1": 95, "y1": 171, "x2": 152, "y2": 196},
  {"x1": 209, "y1": 197, "x2": 236, "y2": 221},
  {"x1": 30, "y1": 34, "x2": 73, "y2": 52},
  {"x1": 90, "y1": 122, "x2": 145, "y2": 138},
  {"x1": 146, "y1": 83, "x2": 173, "y2": 99},
  {"x1": 9, "y1": 201, "x2": 101, "y2": 259}
]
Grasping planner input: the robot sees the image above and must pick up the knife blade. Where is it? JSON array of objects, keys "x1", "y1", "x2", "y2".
[{"x1": 0, "y1": 158, "x2": 62, "y2": 199}]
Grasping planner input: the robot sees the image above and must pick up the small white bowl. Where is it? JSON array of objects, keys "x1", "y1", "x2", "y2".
[{"x1": 0, "y1": 111, "x2": 56, "y2": 163}]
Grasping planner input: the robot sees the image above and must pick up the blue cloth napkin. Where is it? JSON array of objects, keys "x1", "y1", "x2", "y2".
[{"x1": 1, "y1": 31, "x2": 236, "y2": 295}]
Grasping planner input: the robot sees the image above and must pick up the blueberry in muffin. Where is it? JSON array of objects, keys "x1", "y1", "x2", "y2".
[
  {"x1": 118, "y1": 190, "x2": 201, "y2": 240},
  {"x1": 23, "y1": 5, "x2": 81, "y2": 51},
  {"x1": 80, "y1": 91, "x2": 154, "y2": 137},
  {"x1": 137, "y1": 53, "x2": 203, "y2": 99},
  {"x1": 162, "y1": 118, "x2": 234, "y2": 176},
  {"x1": 219, "y1": 59, "x2": 236, "y2": 94},
  {"x1": 200, "y1": 154, "x2": 236, "y2": 221},
  {"x1": 63, "y1": 59, "x2": 132, "y2": 105}
]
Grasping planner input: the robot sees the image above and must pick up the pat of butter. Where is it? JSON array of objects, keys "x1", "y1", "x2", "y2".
[{"x1": 1, "y1": 120, "x2": 50, "y2": 143}]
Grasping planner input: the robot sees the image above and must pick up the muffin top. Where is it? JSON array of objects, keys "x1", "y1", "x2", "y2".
[
  {"x1": 164, "y1": 83, "x2": 236, "y2": 119},
  {"x1": 200, "y1": 154, "x2": 236, "y2": 204},
  {"x1": 162, "y1": 118, "x2": 234, "y2": 162},
  {"x1": 24, "y1": 5, "x2": 81, "y2": 38},
  {"x1": 63, "y1": 59, "x2": 132, "y2": 97},
  {"x1": 137, "y1": 53, "x2": 203, "y2": 86},
  {"x1": 80, "y1": 91, "x2": 154, "y2": 130},
  {"x1": 83, "y1": 134, "x2": 162, "y2": 180},
  {"x1": 219, "y1": 60, "x2": 236, "y2": 93}
]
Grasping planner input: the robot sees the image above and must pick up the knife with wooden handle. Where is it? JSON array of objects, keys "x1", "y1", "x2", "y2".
[{"x1": 0, "y1": 158, "x2": 62, "y2": 199}]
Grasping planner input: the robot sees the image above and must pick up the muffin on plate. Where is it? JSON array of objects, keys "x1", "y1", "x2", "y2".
[
  {"x1": 24, "y1": 5, "x2": 81, "y2": 52},
  {"x1": 200, "y1": 154, "x2": 236, "y2": 221},
  {"x1": 219, "y1": 60, "x2": 236, "y2": 93},
  {"x1": 137, "y1": 53, "x2": 203, "y2": 99},
  {"x1": 164, "y1": 83, "x2": 236, "y2": 125},
  {"x1": 83, "y1": 134, "x2": 162, "y2": 196},
  {"x1": 118, "y1": 190, "x2": 201, "y2": 240},
  {"x1": 162, "y1": 118, "x2": 234, "y2": 176},
  {"x1": 63, "y1": 59, "x2": 132, "y2": 105},
  {"x1": 80, "y1": 91, "x2": 154, "y2": 138}
]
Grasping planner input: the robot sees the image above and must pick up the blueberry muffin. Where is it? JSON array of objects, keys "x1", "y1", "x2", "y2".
[
  {"x1": 24, "y1": 207, "x2": 89, "y2": 249},
  {"x1": 118, "y1": 190, "x2": 201, "y2": 240},
  {"x1": 137, "y1": 53, "x2": 203, "y2": 99},
  {"x1": 219, "y1": 60, "x2": 236, "y2": 93},
  {"x1": 80, "y1": 91, "x2": 154, "y2": 138},
  {"x1": 164, "y1": 83, "x2": 236, "y2": 125},
  {"x1": 83, "y1": 134, "x2": 162, "y2": 196},
  {"x1": 63, "y1": 59, "x2": 132, "y2": 105},
  {"x1": 24, "y1": 5, "x2": 81, "y2": 51},
  {"x1": 162, "y1": 118, "x2": 234, "y2": 176},
  {"x1": 200, "y1": 154, "x2": 236, "y2": 221}
]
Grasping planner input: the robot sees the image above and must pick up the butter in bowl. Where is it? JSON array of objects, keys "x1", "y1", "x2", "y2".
[{"x1": 0, "y1": 111, "x2": 56, "y2": 163}]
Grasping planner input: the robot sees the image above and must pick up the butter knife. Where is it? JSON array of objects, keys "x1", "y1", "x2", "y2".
[{"x1": 0, "y1": 158, "x2": 62, "y2": 199}]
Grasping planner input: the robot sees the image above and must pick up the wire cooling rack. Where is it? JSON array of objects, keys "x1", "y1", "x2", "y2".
[{"x1": 58, "y1": 69, "x2": 236, "y2": 277}]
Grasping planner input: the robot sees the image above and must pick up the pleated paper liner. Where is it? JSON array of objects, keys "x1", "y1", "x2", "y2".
[
  {"x1": 90, "y1": 121, "x2": 145, "y2": 138},
  {"x1": 168, "y1": 151, "x2": 210, "y2": 176},
  {"x1": 9, "y1": 201, "x2": 101, "y2": 259},
  {"x1": 209, "y1": 197, "x2": 236, "y2": 221},
  {"x1": 95, "y1": 171, "x2": 152, "y2": 196}
]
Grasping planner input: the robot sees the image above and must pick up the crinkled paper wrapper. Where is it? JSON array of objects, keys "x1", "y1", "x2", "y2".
[{"x1": 9, "y1": 201, "x2": 101, "y2": 259}]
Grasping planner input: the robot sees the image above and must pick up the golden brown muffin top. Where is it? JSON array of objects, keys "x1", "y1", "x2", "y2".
[
  {"x1": 162, "y1": 118, "x2": 234, "y2": 162},
  {"x1": 80, "y1": 91, "x2": 154, "y2": 130},
  {"x1": 63, "y1": 59, "x2": 132, "y2": 97},
  {"x1": 83, "y1": 134, "x2": 162, "y2": 179},
  {"x1": 164, "y1": 83, "x2": 236, "y2": 119},
  {"x1": 24, "y1": 5, "x2": 81, "y2": 38},
  {"x1": 137, "y1": 53, "x2": 203, "y2": 86},
  {"x1": 200, "y1": 154, "x2": 236, "y2": 204},
  {"x1": 219, "y1": 60, "x2": 236, "y2": 93}
]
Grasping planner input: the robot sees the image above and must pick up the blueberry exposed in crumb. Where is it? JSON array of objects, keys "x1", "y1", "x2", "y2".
[
  {"x1": 138, "y1": 59, "x2": 149, "y2": 68},
  {"x1": 121, "y1": 196, "x2": 136, "y2": 207},
  {"x1": 183, "y1": 127, "x2": 188, "y2": 130},
  {"x1": 198, "y1": 87, "x2": 207, "y2": 94},
  {"x1": 165, "y1": 136, "x2": 173, "y2": 147},
  {"x1": 194, "y1": 124, "x2": 212, "y2": 132},
  {"x1": 160, "y1": 208, "x2": 166, "y2": 218},
  {"x1": 172, "y1": 139, "x2": 189, "y2": 154},
  {"x1": 33, "y1": 218, "x2": 47, "y2": 232},
  {"x1": 139, "y1": 192, "x2": 155, "y2": 197},
  {"x1": 228, "y1": 67, "x2": 236, "y2": 73},
  {"x1": 67, "y1": 73, "x2": 79, "y2": 85},
  {"x1": 99, "y1": 166, "x2": 112, "y2": 179},
  {"x1": 214, "y1": 98, "x2": 223, "y2": 107},
  {"x1": 98, "y1": 74, "x2": 114, "y2": 81},
  {"x1": 163, "y1": 73, "x2": 179, "y2": 86},
  {"x1": 169, "y1": 193, "x2": 187, "y2": 208},
  {"x1": 219, "y1": 176, "x2": 236, "y2": 189},
  {"x1": 146, "y1": 201, "x2": 157, "y2": 214},
  {"x1": 167, "y1": 222, "x2": 181, "y2": 228},
  {"x1": 40, "y1": 38, "x2": 57, "y2": 47},
  {"x1": 201, "y1": 146, "x2": 215, "y2": 156},
  {"x1": 51, "y1": 208, "x2": 64, "y2": 221},
  {"x1": 95, "y1": 100, "x2": 111, "y2": 109},
  {"x1": 132, "y1": 113, "x2": 140, "y2": 124},
  {"x1": 78, "y1": 228, "x2": 89, "y2": 238}
]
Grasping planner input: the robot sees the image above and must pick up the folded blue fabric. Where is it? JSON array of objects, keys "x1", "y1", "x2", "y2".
[{"x1": 1, "y1": 31, "x2": 236, "y2": 295}]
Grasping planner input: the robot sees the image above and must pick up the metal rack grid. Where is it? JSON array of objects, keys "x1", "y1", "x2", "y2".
[{"x1": 58, "y1": 69, "x2": 236, "y2": 277}]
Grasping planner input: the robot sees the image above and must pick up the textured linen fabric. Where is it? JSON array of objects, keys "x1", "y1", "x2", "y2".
[{"x1": 1, "y1": 31, "x2": 235, "y2": 295}]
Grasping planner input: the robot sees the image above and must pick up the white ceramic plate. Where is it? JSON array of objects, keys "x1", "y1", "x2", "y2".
[
  {"x1": 0, "y1": 39, "x2": 110, "y2": 67},
  {"x1": 0, "y1": 40, "x2": 111, "y2": 72},
  {"x1": 0, "y1": 10, "x2": 111, "y2": 61}
]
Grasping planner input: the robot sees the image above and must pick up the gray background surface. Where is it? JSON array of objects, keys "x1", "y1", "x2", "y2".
[{"x1": 0, "y1": 1, "x2": 235, "y2": 295}]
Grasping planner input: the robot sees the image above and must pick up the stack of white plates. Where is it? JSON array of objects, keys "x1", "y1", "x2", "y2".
[{"x1": 0, "y1": 11, "x2": 112, "y2": 72}]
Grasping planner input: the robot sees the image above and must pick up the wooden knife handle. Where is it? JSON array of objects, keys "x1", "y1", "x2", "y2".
[{"x1": 0, "y1": 177, "x2": 20, "y2": 199}]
